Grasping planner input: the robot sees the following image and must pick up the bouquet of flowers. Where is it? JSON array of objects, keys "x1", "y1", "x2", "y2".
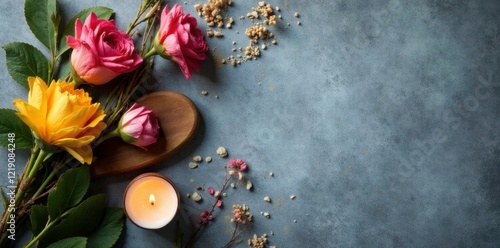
[{"x1": 0, "y1": 0, "x2": 207, "y2": 246}]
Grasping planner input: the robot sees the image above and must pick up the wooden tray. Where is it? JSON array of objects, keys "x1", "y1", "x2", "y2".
[{"x1": 91, "y1": 91, "x2": 199, "y2": 177}]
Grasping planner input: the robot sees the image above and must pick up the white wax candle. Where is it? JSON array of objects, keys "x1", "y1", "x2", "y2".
[{"x1": 124, "y1": 173, "x2": 179, "y2": 229}]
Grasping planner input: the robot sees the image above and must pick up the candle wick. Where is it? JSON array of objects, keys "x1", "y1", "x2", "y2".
[{"x1": 151, "y1": 201, "x2": 154, "y2": 206}]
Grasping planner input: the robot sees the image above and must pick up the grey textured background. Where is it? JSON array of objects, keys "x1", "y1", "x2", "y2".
[{"x1": 0, "y1": 0, "x2": 499, "y2": 247}]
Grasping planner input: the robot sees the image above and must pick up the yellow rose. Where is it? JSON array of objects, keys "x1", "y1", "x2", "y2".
[{"x1": 13, "y1": 77, "x2": 106, "y2": 164}]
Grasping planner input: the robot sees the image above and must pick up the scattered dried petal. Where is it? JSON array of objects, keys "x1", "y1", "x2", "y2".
[
  {"x1": 207, "y1": 187, "x2": 215, "y2": 195},
  {"x1": 246, "y1": 180, "x2": 253, "y2": 190},
  {"x1": 191, "y1": 192, "x2": 202, "y2": 202},
  {"x1": 193, "y1": 155, "x2": 202, "y2": 162},
  {"x1": 217, "y1": 146, "x2": 228, "y2": 157},
  {"x1": 189, "y1": 162, "x2": 198, "y2": 169}
]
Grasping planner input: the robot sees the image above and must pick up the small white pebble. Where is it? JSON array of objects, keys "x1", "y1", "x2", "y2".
[
  {"x1": 294, "y1": 12, "x2": 300, "y2": 18},
  {"x1": 205, "y1": 156, "x2": 212, "y2": 163},
  {"x1": 246, "y1": 180, "x2": 253, "y2": 190},
  {"x1": 269, "y1": 171, "x2": 273, "y2": 176},
  {"x1": 290, "y1": 194, "x2": 296, "y2": 199},
  {"x1": 201, "y1": 90, "x2": 208, "y2": 96},
  {"x1": 222, "y1": 192, "x2": 227, "y2": 197},
  {"x1": 231, "y1": 182, "x2": 235, "y2": 188},
  {"x1": 270, "y1": 231, "x2": 274, "y2": 235},
  {"x1": 263, "y1": 212, "x2": 270, "y2": 218},
  {"x1": 297, "y1": 21, "x2": 301, "y2": 25},
  {"x1": 216, "y1": 146, "x2": 228, "y2": 157},
  {"x1": 264, "y1": 196, "x2": 271, "y2": 202},
  {"x1": 275, "y1": 6, "x2": 280, "y2": 11},
  {"x1": 294, "y1": 220, "x2": 297, "y2": 223},
  {"x1": 186, "y1": 193, "x2": 191, "y2": 198},
  {"x1": 214, "y1": 31, "x2": 223, "y2": 37},
  {"x1": 191, "y1": 192, "x2": 202, "y2": 202},
  {"x1": 190, "y1": 178, "x2": 195, "y2": 183},
  {"x1": 193, "y1": 155, "x2": 202, "y2": 162},
  {"x1": 188, "y1": 162, "x2": 198, "y2": 169}
]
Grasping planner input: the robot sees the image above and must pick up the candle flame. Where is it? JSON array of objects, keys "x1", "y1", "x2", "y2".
[{"x1": 149, "y1": 194, "x2": 155, "y2": 206}]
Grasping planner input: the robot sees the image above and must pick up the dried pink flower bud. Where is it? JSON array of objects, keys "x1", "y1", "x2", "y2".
[
  {"x1": 214, "y1": 191, "x2": 221, "y2": 198},
  {"x1": 229, "y1": 158, "x2": 247, "y2": 171},
  {"x1": 216, "y1": 200, "x2": 223, "y2": 208},
  {"x1": 200, "y1": 210, "x2": 213, "y2": 222},
  {"x1": 207, "y1": 187, "x2": 214, "y2": 195}
]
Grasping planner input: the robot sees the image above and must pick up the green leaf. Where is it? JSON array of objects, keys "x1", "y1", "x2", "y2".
[
  {"x1": 55, "y1": 55, "x2": 72, "y2": 80},
  {"x1": 47, "y1": 166, "x2": 90, "y2": 220},
  {"x1": 47, "y1": 237, "x2": 87, "y2": 248},
  {"x1": 3, "y1": 42, "x2": 49, "y2": 89},
  {"x1": 59, "y1": 6, "x2": 114, "y2": 55},
  {"x1": 40, "y1": 194, "x2": 106, "y2": 247},
  {"x1": 87, "y1": 208, "x2": 124, "y2": 248},
  {"x1": 0, "y1": 188, "x2": 7, "y2": 209},
  {"x1": 24, "y1": 0, "x2": 57, "y2": 51},
  {"x1": 31, "y1": 205, "x2": 49, "y2": 236},
  {"x1": 0, "y1": 108, "x2": 34, "y2": 149}
]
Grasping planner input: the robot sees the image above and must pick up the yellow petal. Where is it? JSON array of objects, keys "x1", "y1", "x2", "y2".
[
  {"x1": 64, "y1": 145, "x2": 93, "y2": 164},
  {"x1": 54, "y1": 105, "x2": 97, "y2": 132},
  {"x1": 12, "y1": 99, "x2": 46, "y2": 140},
  {"x1": 80, "y1": 122, "x2": 107, "y2": 138},
  {"x1": 27, "y1": 77, "x2": 48, "y2": 113},
  {"x1": 52, "y1": 135, "x2": 95, "y2": 148},
  {"x1": 46, "y1": 88, "x2": 72, "y2": 128},
  {"x1": 84, "y1": 105, "x2": 106, "y2": 128}
]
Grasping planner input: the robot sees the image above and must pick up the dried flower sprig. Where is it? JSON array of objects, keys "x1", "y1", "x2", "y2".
[{"x1": 184, "y1": 158, "x2": 252, "y2": 248}]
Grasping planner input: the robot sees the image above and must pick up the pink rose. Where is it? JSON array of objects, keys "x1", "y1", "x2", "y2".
[
  {"x1": 155, "y1": 4, "x2": 208, "y2": 79},
  {"x1": 66, "y1": 12, "x2": 143, "y2": 85},
  {"x1": 118, "y1": 103, "x2": 160, "y2": 149}
]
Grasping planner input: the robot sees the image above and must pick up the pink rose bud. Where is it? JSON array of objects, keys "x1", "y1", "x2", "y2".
[
  {"x1": 66, "y1": 12, "x2": 143, "y2": 85},
  {"x1": 118, "y1": 103, "x2": 160, "y2": 149},
  {"x1": 155, "y1": 4, "x2": 208, "y2": 79}
]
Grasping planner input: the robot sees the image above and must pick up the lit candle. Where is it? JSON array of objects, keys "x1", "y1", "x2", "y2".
[{"x1": 123, "y1": 173, "x2": 180, "y2": 229}]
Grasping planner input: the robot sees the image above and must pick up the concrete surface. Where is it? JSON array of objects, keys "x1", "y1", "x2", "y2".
[{"x1": 0, "y1": 0, "x2": 499, "y2": 247}]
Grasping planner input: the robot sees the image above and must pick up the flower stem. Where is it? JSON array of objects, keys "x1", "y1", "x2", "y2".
[
  {"x1": 185, "y1": 169, "x2": 235, "y2": 248},
  {"x1": 24, "y1": 208, "x2": 73, "y2": 248},
  {"x1": 23, "y1": 147, "x2": 40, "y2": 180},
  {"x1": 27, "y1": 150, "x2": 51, "y2": 179},
  {"x1": 143, "y1": 48, "x2": 157, "y2": 60}
]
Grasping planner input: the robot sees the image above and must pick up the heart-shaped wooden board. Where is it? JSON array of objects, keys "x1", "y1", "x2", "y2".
[{"x1": 91, "y1": 91, "x2": 199, "y2": 177}]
